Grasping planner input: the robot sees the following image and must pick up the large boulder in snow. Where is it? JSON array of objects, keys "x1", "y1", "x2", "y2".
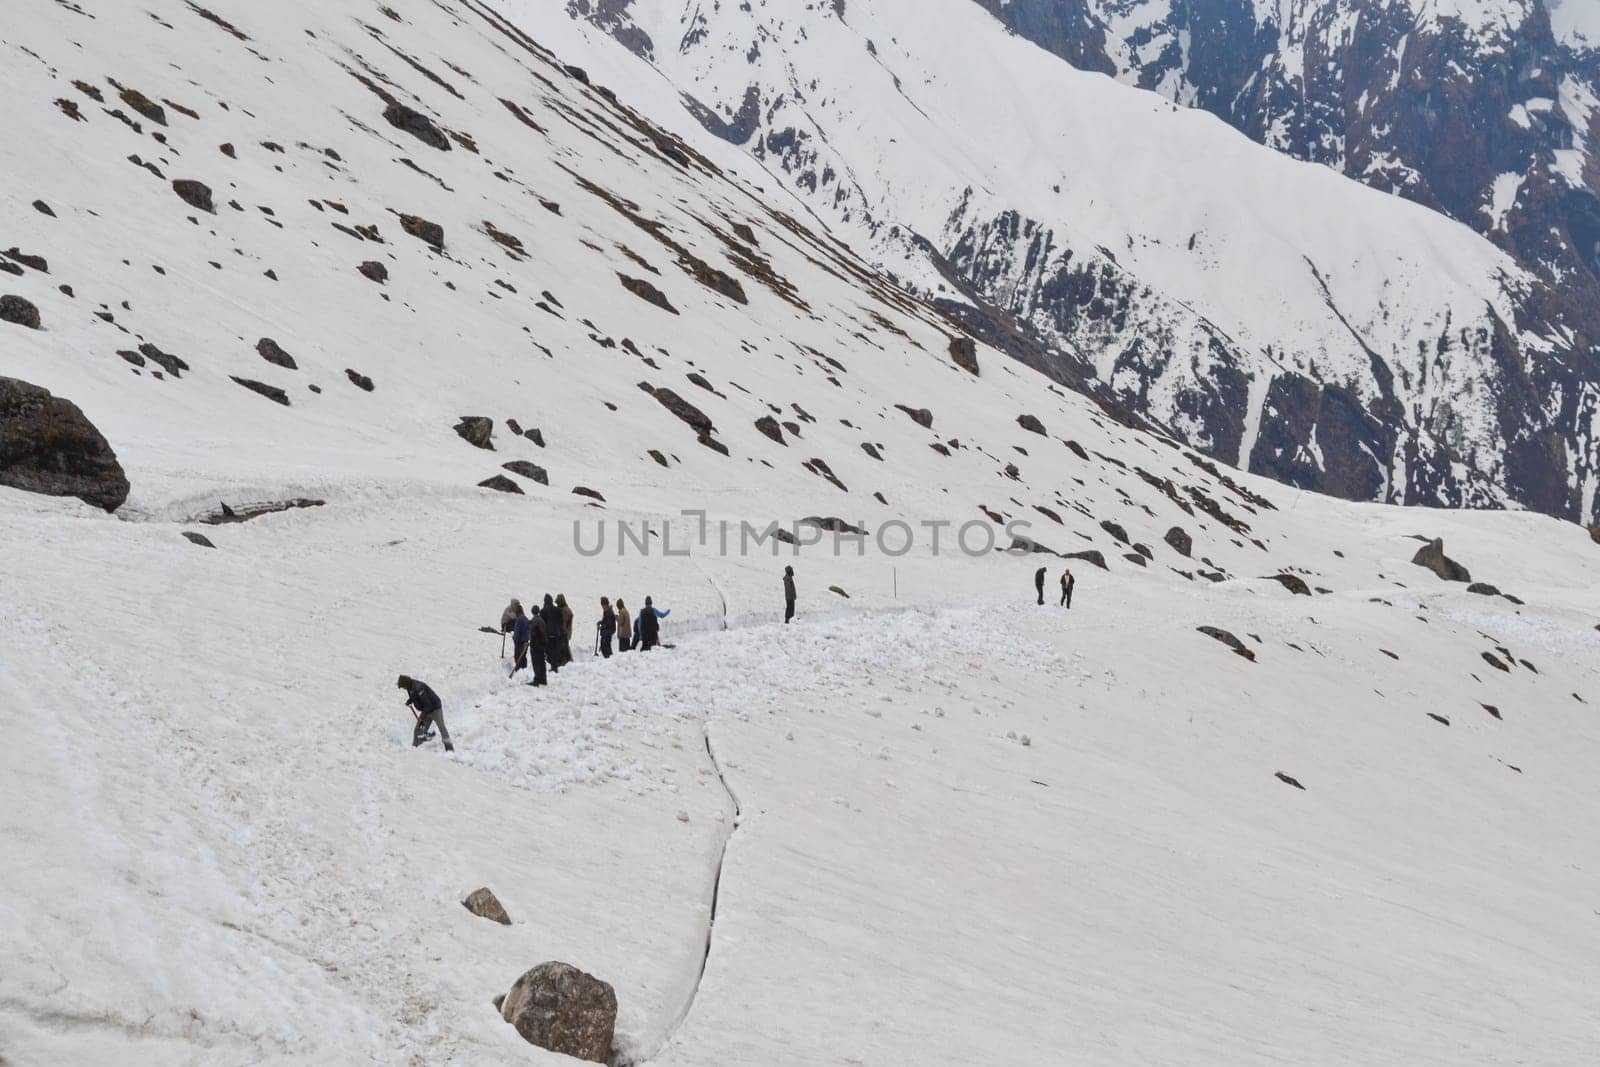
[
  {"x1": 948, "y1": 335, "x2": 979, "y2": 375},
  {"x1": 0, "y1": 294, "x2": 41, "y2": 330},
  {"x1": 0, "y1": 376, "x2": 129, "y2": 511},
  {"x1": 498, "y1": 962, "x2": 616, "y2": 1062},
  {"x1": 1164, "y1": 525, "x2": 1192, "y2": 557},
  {"x1": 462, "y1": 887, "x2": 511, "y2": 925},
  {"x1": 454, "y1": 416, "x2": 495, "y2": 450},
  {"x1": 1411, "y1": 538, "x2": 1470, "y2": 583}
]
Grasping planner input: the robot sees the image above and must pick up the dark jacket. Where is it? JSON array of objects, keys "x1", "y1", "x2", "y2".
[
  {"x1": 541, "y1": 597, "x2": 564, "y2": 639},
  {"x1": 402, "y1": 678, "x2": 441, "y2": 715},
  {"x1": 558, "y1": 597, "x2": 574, "y2": 635},
  {"x1": 513, "y1": 615, "x2": 531, "y2": 645},
  {"x1": 784, "y1": 573, "x2": 796, "y2": 602},
  {"x1": 1035, "y1": 567, "x2": 1046, "y2": 589},
  {"x1": 640, "y1": 608, "x2": 660, "y2": 642},
  {"x1": 600, "y1": 607, "x2": 617, "y2": 636},
  {"x1": 529, "y1": 614, "x2": 548, "y2": 650}
]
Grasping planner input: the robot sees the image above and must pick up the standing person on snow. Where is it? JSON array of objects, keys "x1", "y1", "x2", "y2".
[
  {"x1": 1060, "y1": 568, "x2": 1075, "y2": 609},
  {"x1": 597, "y1": 597, "x2": 616, "y2": 658},
  {"x1": 398, "y1": 675, "x2": 453, "y2": 752},
  {"x1": 1034, "y1": 566, "x2": 1046, "y2": 605},
  {"x1": 500, "y1": 597, "x2": 523, "y2": 657},
  {"x1": 783, "y1": 565, "x2": 797, "y2": 623},
  {"x1": 557, "y1": 593, "x2": 575, "y2": 665},
  {"x1": 615, "y1": 598, "x2": 632, "y2": 652},
  {"x1": 638, "y1": 596, "x2": 669, "y2": 651},
  {"x1": 540, "y1": 594, "x2": 564, "y2": 675},
  {"x1": 526, "y1": 610, "x2": 549, "y2": 686},
  {"x1": 509, "y1": 603, "x2": 531, "y2": 678}
]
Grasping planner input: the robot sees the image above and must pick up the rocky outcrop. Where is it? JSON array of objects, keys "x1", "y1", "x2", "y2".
[
  {"x1": 256, "y1": 338, "x2": 297, "y2": 370},
  {"x1": 384, "y1": 102, "x2": 451, "y2": 151},
  {"x1": 1016, "y1": 414, "x2": 1046, "y2": 436},
  {"x1": 1064, "y1": 549, "x2": 1106, "y2": 570},
  {"x1": 230, "y1": 376, "x2": 289, "y2": 406},
  {"x1": 172, "y1": 179, "x2": 215, "y2": 213},
  {"x1": 345, "y1": 368, "x2": 375, "y2": 391},
  {"x1": 619, "y1": 273, "x2": 678, "y2": 314},
  {"x1": 454, "y1": 416, "x2": 495, "y2": 450},
  {"x1": 0, "y1": 295, "x2": 41, "y2": 330},
  {"x1": 1164, "y1": 525, "x2": 1192, "y2": 557},
  {"x1": 1412, "y1": 538, "x2": 1471, "y2": 583},
  {"x1": 1265, "y1": 573, "x2": 1311, "y2": 596},
  {"x1": 498, "y1": 962, "x2": 616, "y2": 1063},
  {"x1": 400, "y1": 214, "x2": 444, "y2": 250},
  {"x1": 1198, "y1": 626, "x2": 1255, "y2": 661},
  {"x1": 357, "y1": 260, "x2": 388, "y2": 283},
  {"x1": 895, "y1": 404, "x2": 933, "y2": 429},
  {"x1": 948, "y1": 335, "x2": 979, "y2": 375},
  {"x1": 754, "y1": 415, "x2": 785, "y2": 444},
  {"x1": 0, "y1": 377, "x2": 130, "y2": 511},
  {"x1": 463, "y1": 887, "x2": 511, "y2": 924},
  {"x1": 502, "y1": 460, "x2": 548, "y2": 485},
  {"x1": 478, "y1": 475, "x2": 523, "y2": 494}
]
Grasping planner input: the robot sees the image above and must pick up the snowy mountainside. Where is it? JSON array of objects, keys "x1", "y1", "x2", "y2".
[
  {"x1": 2, "y1": 1, "x2": 1600, "y2": 1064},
  {"x1": 564, "y1": 0, "x2": 1600, "y2": 526}
]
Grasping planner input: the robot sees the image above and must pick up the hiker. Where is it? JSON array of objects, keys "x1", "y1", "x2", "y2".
[
  {"x1": 638, "y1": 595, "x2": 669, "y2": 651},
  {"x1": 540, "y1": 594, "x2": 564, "y2": 674},
  {"x1": 499, "y1": 597, "x2": 523, "y2": 658},
  {"x1": 557, "y1": 593, "x2": 575, "y2": 665},
  {"x1": 1060, "y1": 568, "x2": 1075, "y2": 609},
  {"x1": 509, "y1": 603, "x2": 531, "y2": 677},
  {"x1": 1034, "y1": 566, "x2": 1046, "y2": 605},
  {"x1": 783, "y1": 565, "x2": 797, "y2": 623},
  {"x1": 615, "y1": 598, "x2": 632, "y2": 652},
  {"x1": 398, "y1": 675, "x2": 453, "y2": 752},
  {"x1": 597, "y1": 596, "x2": 616, "y2": 659},
  {"x1": 527, "y1": 609, "x2": 549, "y2": 686}
]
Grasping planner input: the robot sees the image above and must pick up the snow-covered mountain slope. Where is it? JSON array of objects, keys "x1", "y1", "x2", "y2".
[
  {"x1": 564, "y1": 0, "x2": 1600, "y2": 525},
  {"x1": 3, "y1": 1, "x2": 1600, "y2": 1064}
]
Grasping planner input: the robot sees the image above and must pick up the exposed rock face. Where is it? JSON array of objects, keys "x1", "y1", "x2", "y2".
[
  {"x1": 357, "y1": 260, "x2": 388, "y2": 283},
  {"x1": 454, "y1": 416, "x2": 495, "y2": 450},
  {"x1": 478, "y1": 474, "x2": 523, "y2": 494},
  {"x1": 0, "y1": 295, "x2": 41, "y2": 330},
  {"x1": 1412, "y1": 538, "x2": 1471, "y2": 583},
  {"x1": 1065, "y1": 549, "x2": 1106, "y2": 570},
  {"x1": 949, "y1": 334, "x2": 980, "y2": 375},
  {"x1": 400, "y1": 214, "x2": 444, "y2": 250},
  {"x1": 1164, "y1": 525, "x2": 1192, "y2": 556},
  {"x1": 230, "y1": 376, "x2": 289, "y2": 406},
  {"x1": 1266, "y1": 573, "x2": 1311, "y2": 596},
  {"x1": 1016, "y1": 414, "x2": 1046, "y2": 436},
  {"x1": 462, "y1": 887, "x2": 511, "y2": 925},
  {"x1": 895, "y1": 404, "x2": 933, "y2": 429},
  {"x1": 0, "y1": 377, "x2": 130, "y2": 511},
  {"x1": 498, "y1": 961, "x2": 617, "y2": 1063},
  {"x1": 256, "y1": 337, "x2": 297, "y2": 370},
  {"x1": 1198, "y1": 625, "x2": 1255, "y2": 661},
  {"x1": 345, "y1": 368, "x2": 375, "y2": 391},
  {"x1": 754, "y1": 415, "x2": 785, "y2": 444},
  {"x1": 502, "y1": 460, "x2": 548, "y2": 485},
  {"x1": 172, "y1": 179, "x2": 215, "y2": 213},
  {"x1": 619, "y1": 273, "x2": 678, "y2": 313},
  {"x1": 384, "y1": 102, "x2": 451, "y2": 151}
]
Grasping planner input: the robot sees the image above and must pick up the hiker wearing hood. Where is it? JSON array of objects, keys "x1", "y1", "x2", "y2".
[
  {"x1": 638, "y1": 596, "x2": 668, "y2": 651},
  {"x1": 783, "y1": 566, "x2": 797, "y2": 623},
  {"x1": 500, "y1": 598, "x2": 523, "y2": 634},
  {"x1": 1060, "y1": 568, "x2": 1075, "y2": 609},
  {"x1": 398, "y1": 675, "x2": 453, "y2": 752},
  {"x1": 1034, "y1": 566, "x2": 1046, "y2": 605},
  {"x1": 509, "y1": 603, "x2": 531, "y2": 677},
  {"x1": 615, "y1": 598, "x2": 633, "y2": 652},
  {"x1": 597, "y1": 597, "x2": 616, "y2": 658},
  {"x1": 527, "y1": 609, "x2": 549, "y2": 686},
  {"x1": 540, "y1": 594, "x2": 564, "y2": 674},
  {"x1": 557, "y1": 594, "x2": 575, "y2": 665}
]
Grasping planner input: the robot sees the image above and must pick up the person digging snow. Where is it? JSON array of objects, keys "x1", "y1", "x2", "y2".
[
  {"x1": 398, "y1": 675, "x2": 453, "y2": 752},
  {"x1": 1034, "y1": 565, "x2": 1046, "y2": 605},
  {"x1": 784, "y1": 565, "x2": 797, "y2": 624}
]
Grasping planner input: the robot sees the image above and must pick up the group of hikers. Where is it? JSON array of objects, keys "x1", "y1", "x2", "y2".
[
  {"x1": 1034, "y1": 566, "x2": 1075, "y2": 608},
  {"x1": 500, "y1": 592, "x2": 672, "y2": 686}
]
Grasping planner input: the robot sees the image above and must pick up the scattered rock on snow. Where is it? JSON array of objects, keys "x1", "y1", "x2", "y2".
[
  {"x1": 1411, "y1": 538, "x2": 1470, "y2": 582},
  {"x1": 1016, "y1": 414, "x2": 1046, "y2": 436},
  {"x1": 384, "y1": 102, "x2": 451, "y2": 151},
  {"x1": 1467, "y1": 582, "x2": 1501, "y2": 597},
  {"x1": 572, "y1": 486, "x2": 606, "y2": 502},
  {"x1": 829, "y1": 585, "x2": 850, "y2": 598},
  {"x1": 1266, "y1": 573, "x2": 1311, "y2": 596},
  {"x1": 454, "y1": 416, "x2": 495, "y2": 450},
  {"x1": 894, "y1": 403, "x2": 933, "y2": 429},
  {"x1": 498, "y1": 961, "x2": 617, "y2": 1063},
  {"x1": 1164, "y1": 526, "x2": 1192, "y2": 556},
  {"x1": 256, "y1": 337, "x2": 297, "y2": 370},
  {"x1": 172, "y1": 179, "x2": 215, "y2": 213},
  {"x1": 948, "y1": 334, "x2": 979, "y2": 375},
  {"x1": 502, "y1": 460, "x2": 548, "y2": 485},
  {"x1": 399, "y1": 213, "x2": 444, "y2": 250},
  {"x1": 344, "y1": 368, "x2": 374, "y2": 392},
  {"x1": 1064, "y1": 549, "x2": 1107, "y2": 570},
  {"x1": 462, "y1": 887, "x2": 511, "y2": 925},
  {"x1": 357, "y1": 260, "x2": 388, "y2": 283},
  {"x1": 618, "y1": 273, "x2": 677, "y2": 314},
  {"x1": 0, "y1": 377, "x2": 130, "y2": 511},
  {"x1": 478, "y1": 475, "x2": 523, "y2": 494},
  {"x1": 1275, "y1": 771, "x2": 1306, "y2": 790},
  {"x1": 0, "y1": 295, "x2": 41, "y2": 330},
  {"x1": 1198, "y1": 626, "x2": 1256, "y2": 661},
  {"x1": 754, "y1": 415, "x2": 785, "y2": 445},
  {"x1": 182, "y1": 531, "x2": 215, "y2": 548},
  {"x1": 229, "y1": 376, "x2": 289, "y2": 406}
]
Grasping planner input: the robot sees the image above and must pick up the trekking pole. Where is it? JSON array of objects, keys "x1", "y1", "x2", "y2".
[
  {"x1": 593, "y1": 622, "x2": 601, "y2": 657},
  {"x1": 501, "y1": 630, "x2": 506, "y2": 659}
]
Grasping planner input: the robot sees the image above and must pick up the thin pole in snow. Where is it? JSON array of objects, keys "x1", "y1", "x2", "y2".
[{"x1": 893, "y1": 567, "x2": 897, "y2": 599}]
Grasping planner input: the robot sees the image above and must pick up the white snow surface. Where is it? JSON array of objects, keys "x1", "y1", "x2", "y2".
[{"x1": 1, "y1": 0, "x2": 1599, "y2": 1064}]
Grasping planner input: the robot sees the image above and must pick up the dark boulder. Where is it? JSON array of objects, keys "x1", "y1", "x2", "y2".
[
  {"x1": 119, "y1": 88, "x2": 167, "y2": 126},
  {"x1": 1198, "y1": 626, "x2": 1256, "y2": 661},
  {"x1": 344, "y1": 368, "x2": 374, "y2": 392},
  {"x1": 502, "y1": 460, "x2": 548, "y2": 485},
  {"x1": 639, "y1": 383, "x2": 713, "y2": 436},
  {"x1": 800, "y1": 516, "x2": 865, "y2": 535},
  {"x1": 1467, "y1": 582, "x2": 1501, "y2": 597},
  {"x1": 1099, "y1": 519, "x2": 1129, "y2": 544},
  {"x1": 1064, "y1": 549, "x2": 1107, "y2": 570},
  {"x1": 1017, "y1": 414, "x2": 1046, "y2": 436},
  {"x1": 498, "y1": 962, "x2": 616, "y2": 1063},
  {"x1": 1266, "y1": 573, "x2": 1311, "y2": 596},
  {"x1": 230, "y1": 377, "x2": 289, "y2": 406},
  {"x1": 572, "y1": 486, "x2": 606, "y2": 502},
  {"x1": 462, "y1": 887, "x2": 511, "y2": 925},
  {"x1": 478, "y1": 475, "x2": 523, "y2": 494},
  {"x1": 754, "y1": 415, "x2": 785, "y2": 445},
  {"x1": 182, "y1": 531, "x2": 215, "y2": 548},
  {"x1": 0, "y1": 295, "x2": 41, "y2": 330},
  {"x1": 619, "y1": 274, "x2": 677, "y2": 314},
  {"x1": 256, "y1": 337, "x2": 297, "y2": 370},
  {"x1": 399, "y1": 214, "x2": 444, "y2": 250},
  {"x1": 0, "y1": 377, "x2": 130, "y2": 511},
  {"x1": 454, "y1": 416, "x2": 495, "y2": 450},
  {"x1": 172, "y1": 179, "x2": 215, "y2": 213},
  {"x1": 1275, "y1": 771, "x2": 1306, "y2": 791},
  {"x1": 383, "y1": 102, "x2": 451, "y2": 151},
  {"x1": 1164, "y1": 526, "x2": 1192, "y2": 556},
  {"x1": 139, "y1": 343, "x2": 188, "y2": 377},
  {"x1": 948, "y1": 335, "x2": 979, "y2": 375},
  {"x1": 1411, "y1": 538, "x2": 1470, "y2": 582},
  {"x1": 895, "y1": 404, "x2": 933, "y2": 429},
  {"x1": 358, "y1": 260, "x2": 388, "y2": 283},
  {"x1": 829, "y1": 585, "x2": 850, "y2": 598}
]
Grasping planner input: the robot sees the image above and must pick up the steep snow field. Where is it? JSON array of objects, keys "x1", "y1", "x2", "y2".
[{"x1": 2, "y1": 0, "x2": 1599, "y2": 1063}]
